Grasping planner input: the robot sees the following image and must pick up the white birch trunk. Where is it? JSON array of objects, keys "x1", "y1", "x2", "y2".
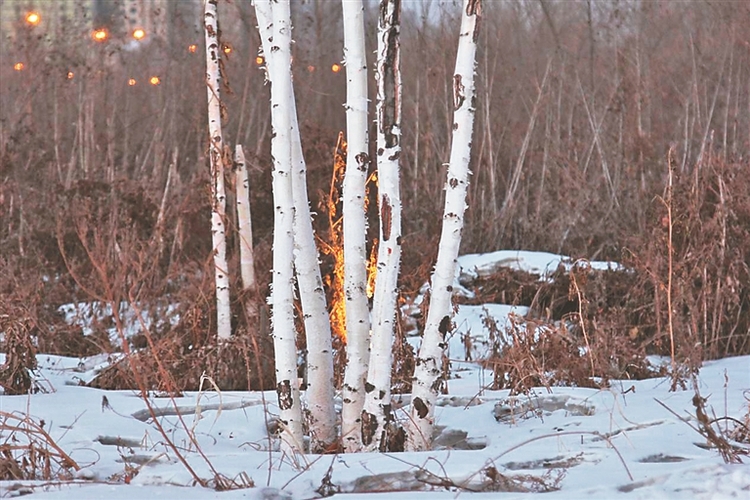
[
  {"x1": 255, "y1": 0, "x2": 337, "y2": 455},
  {"x1": 407, "y1": 0, "x2": 482, "y2": 452},
  {"x1": 204, "y1": 0, "x2": 232, "y2": 340},
  {"x1": 264, "y1": 0, "x2": 304, "y2": 456},
  {"x1": 340, "y1": 0, "x2": 372, "y2": 453},
  {"x1": 234, "y1": 145, "x2": 259, "y2": 323},
  {"x1": 361, "y1": 0, "x2": 402, "y2": 452}
]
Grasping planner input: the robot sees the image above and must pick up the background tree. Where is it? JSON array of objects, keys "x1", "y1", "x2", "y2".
[{"x1": 203, "y1": 0, "x2": 232, "y2": 340}]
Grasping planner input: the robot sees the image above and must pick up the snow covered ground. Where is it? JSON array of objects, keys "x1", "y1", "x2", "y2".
[{"x1": 2, "y1": 251, "x2": 749, "y2": 499}]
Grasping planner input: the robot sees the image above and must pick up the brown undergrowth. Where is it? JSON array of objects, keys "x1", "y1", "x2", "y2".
[{"x1": 0, "y1": 411, "x2": 80, "y2": 481}]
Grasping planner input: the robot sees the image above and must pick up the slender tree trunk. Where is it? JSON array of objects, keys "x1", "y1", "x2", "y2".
[
  {"x1": 255, "y1": 0, "x2": 337, "y2": 455},
  {"x1": 263, "y1": 0, "x2": 304, "y2": 456},
  {"x1": 361, "y1": 0, "x2": 403, "y2": 453},
  {"x1": 340, "y1": 0, "x2": 372, "y2": 453},
  {"x1": 204, "y1": 0, "x2": 232, "y2": 340},
  {"x1": 407, "y1": 0, "x2": 482, "y2": 452},
  {"x1": 234, "y1": 145, "x2": 259, "y2": 324}
]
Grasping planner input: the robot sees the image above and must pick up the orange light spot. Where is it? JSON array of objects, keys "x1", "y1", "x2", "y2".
[
  {"x1": 331, "y1": 63, "x2": 341, "y2": 73},
  {"x1": 188, "y1": 44, "x2": 197, "y2": 53},
  {"x1": 132, "y1": 28, "x2": 146, "y2": 40},
  {"x1": 222, "y1": 43, "x2": 232, "y2": 55},
  {"x1": 307, "y1": 65, "x2": 315, "y2": 73},
  {"x1": 149, "y1": 76, "x2": 160, "y2": 86},
  {"x1": 67, "y1": 71, "x2": 74, "y2": 79},
  {"x1": 128, "y1": 78, "x2": 137, "y2": 86},
  {"x1": 13, "y1": 62, "x2": 25, "y2": 71},
  {"x1": 255, "y1": 56, "x2": 264, "y2": 65},
  {"x1": 25, "y1": 12, "x2": 41, "y2": 26},
  {"x1": 92, "y1": 28, "x2": 109, "y2": 42},
  {"x1": 322, "y1": 133, "x2": 349, "y2": 343}
]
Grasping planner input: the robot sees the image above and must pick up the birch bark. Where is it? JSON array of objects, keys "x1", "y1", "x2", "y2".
[
  {"x1": 407, "y1": 0, "x2": 482, "y2": 452},
  {"x1": 204, "y1": 0, "x2": 232, "y2": 340},
  {"x1": 263, "y1": 0, "x2": 304, "y2": 456},
  {"x1": 255, "y1": 0, "x2": 336, "y2": 454},
  {"x1": 361, "y1": 0, "x2": 403, "y2": 453},
  {"x1": 234, "y1": 145, "x2": 259, "y2": 323},
  {"x1": 340, "y1": 0, "x2": 371, "y2": 453}
]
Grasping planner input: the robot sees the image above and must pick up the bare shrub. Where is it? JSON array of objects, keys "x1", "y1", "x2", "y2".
[
  {"x1": 0, "y1": 305, "x2": 39, "y2": 395},
  {"x1": 0, "y1": 411, "x2": 80, "y2": 480}
]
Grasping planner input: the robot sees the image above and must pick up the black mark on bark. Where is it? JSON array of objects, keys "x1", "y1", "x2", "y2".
[
  {"x1": 438, "y1": 316, "x2": 451, "y2": 337},
  {"x1": 277, "y1": 380, "x2": 293, "y2": 410},
  {"x1": 361, "y1": 410, "x2": 378, "y2": 446},
  {"x1": 381, "y1": 194, "x2": 392, "y2": 241},
  {"x1": 413, "y1": 397, "x2": 428, "y2": 419},
  {"x1": 453, "y1": 74, "x2": 465, "y2": 111},
  {"x1": 355, "y1": 152, "x2": 370, "y2": 171}
]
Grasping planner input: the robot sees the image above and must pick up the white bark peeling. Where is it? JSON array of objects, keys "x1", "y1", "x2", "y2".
[
  {"x1": 262, "y1": 0, "x2": 304, "y2": 456},
  {"x1": 255, "y1": 0, "x2": 337, "y2": 455},
  {"x1": 204, "y1": 0, "x2": 232, "y2": 340},
  {"x1": 361, "y1": 0, "x2": 403, "y2": 453},
  {"x1": 341, "y1": 0, "x2": 372, "y2": 453},
  {"x1": 407, "y1": 0, "x2": 482, "y2": 452}
]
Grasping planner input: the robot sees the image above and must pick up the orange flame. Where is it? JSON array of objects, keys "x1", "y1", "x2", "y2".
[{"x1": 322, "y1": 133, "x2": 349, "y2": 343}]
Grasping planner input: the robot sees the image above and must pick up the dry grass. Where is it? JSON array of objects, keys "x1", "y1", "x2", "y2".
[{"x1": 0, "y1": 411, "x2": 80, "y2": 481}]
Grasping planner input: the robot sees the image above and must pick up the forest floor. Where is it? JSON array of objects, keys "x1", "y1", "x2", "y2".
[{"x1": 1, "y1": 251, "x2": 749, "y2": 499}]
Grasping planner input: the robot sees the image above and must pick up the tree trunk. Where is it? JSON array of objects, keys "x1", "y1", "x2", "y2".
[
  {"x1": 203, "y1": 0, "x2": 232, "y2": 340},
  {"x1": 361, "y1": 0, "x2": 403, "y2": 453},
  {"x1": 255, "y1": 0, "x2": 337, "y2": 455},
  {"x1": 262, "y1": 0, "x2": 305, "y2": 456},
  {"x1": 234, "y1": 145, "x2": 259, "y2": 324},
  {"x1": 407, "y1": 0, "x2": 482, "y2": 452},
  {"x1": 340, "y1": 0, "x2": 372, "y2": 453}
]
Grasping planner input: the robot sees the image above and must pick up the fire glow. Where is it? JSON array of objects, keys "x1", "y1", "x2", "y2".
[{"x1": 322, "y1": 134, "x2": 348, "y2": 342}]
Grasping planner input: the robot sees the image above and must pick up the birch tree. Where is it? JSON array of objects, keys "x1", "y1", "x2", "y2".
[
  {"x1": 361, "y1": 0, "x2": 403, "y2": 452},
  {"x1": 234, "y1": 145, "x2": 258, "y2": 323},
  {"x1": 407, "y1": 0, "x2": 482, "y2": 452},
  {"x1": 255, "y1": 0, "x2": 336, "y2": 454},
  {"x1": 340, "y1": 0, "x2": 372, "y2": 453},
  {"x1": 203, "y1": 0, "x2": 232, "y2": 340},
  {"x1": 263, "y1": 0, "x2": 304, "y2": 456}
]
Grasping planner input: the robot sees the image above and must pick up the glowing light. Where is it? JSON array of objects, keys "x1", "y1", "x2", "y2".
[
  {"x1": 13, "y1": 62, "x2": 25, "y2": 71},
  {"x1": 322, "y1": 133, "x2": 349, "y2": 342},
  {"x1": 331, "y1": 63, "x2": 342, "y2": 73},
  {"x1": 222, "y1": 43, "x2": 232, "y2": 55},
  {"x1": 25, "y1": 12, "x2": 41, "y2": 26},
  {"x1": 92, "y1": 28, "x2": 109, "y2": 42},
  {"x1": 132, "y1": 28, "x2": 146, "y2": 40},
  {"x1": 188, "y1": 44, "x2": 197, "y2": 53},
  {"x1": 128, "y1": 78, "x2": 136, "y2": 86},
  {"x1": 255, "y1": 56, "x2": 264, "y2": 65},
  {"x1": 149, "y1": 76, "x2": 161, "y2": 86},
  {"x1": 67, "y1": 71, "x2": 74, "y2": 79},
  {"x1": 307, "y1": 65, "x2": 315, "y2": 73}
]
